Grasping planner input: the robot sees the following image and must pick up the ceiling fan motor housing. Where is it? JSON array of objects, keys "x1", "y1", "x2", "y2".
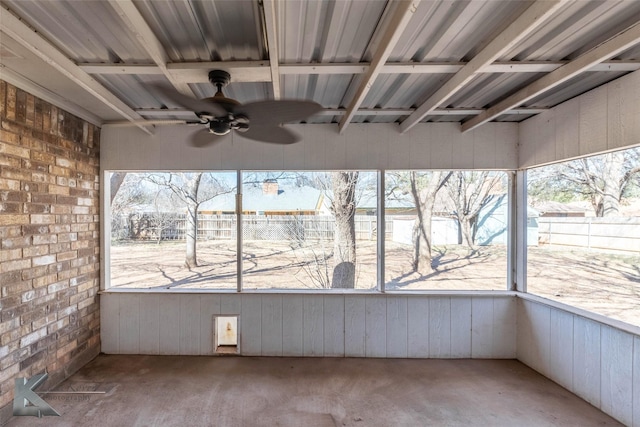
[
  {"x1": 209, "y1": 70, "x2": 231, "y2": 88},
  {"x1": 209, "y1": 119, "x2": 231, "y2": 135}
]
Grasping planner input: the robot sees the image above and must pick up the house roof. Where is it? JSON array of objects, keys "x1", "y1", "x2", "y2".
[
  {"x1": 1, "y1": 1, "x2": 639, "y2": 134},
  {"x1": 200, "y1": 186, "x2": 324, "y2": 212},
  {"x1": 535, "y1": 201, "x2": 589, "y2": 215}
]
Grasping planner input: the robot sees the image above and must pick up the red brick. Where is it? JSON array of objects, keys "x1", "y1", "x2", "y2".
[
  {"x1": 1, "y1": 279, "x2": 32, "y2": 297},
  {"x1": 24, "y1": 203, "x2": 51, "y2": 214},
  {"x1": 25, "y1": 94, "x2": 35, "y2": 127},
  {"x1": 1, "y1": 190, "x2": 28, "y2": 202},
  {"x1": 5, "y1": 85, "x2": 16, "y2": 120},
  {"x1": 56, "y1": 195, "x2": 78, "y2": 205},
  {"x1": 0, "y1": 226, "x2": 22, "y2": 239},
  {"x1": 0, "y1": 258, "x2": 31, "y2": 272},
  {"x1": 51, "y1": 205, "x2": 71, "y2": 216},
  {"x1": 32, "y1": 273, "x2": 57, "y2": 288},
  {"x1": 0, "y1": 177, "x2": 20, "y2": 191},
  {"x1": 34, "y1": 98, "x2": 43, "y2": 130},
  {"x1": 48, "y1": 184, "x2": 69, "y2": 195},
  {"x1": 0, "y1": 248, "x2": 21, "y2": 262},
  {"x1": 0, "y1": 139, "x2": 29, "y2": 158},
  {"x1": 31, "y1": 194, "x2": 56, "y2": 204},
  {"x1": 30, "y1": 214, "x2": 55, "y2": 224},
  {"x1": 0, "y1": 81, "x2": 5, "y2": 117},
  {"x1": 22, "y1": 157, "x2": 47, "y2": 171},
  {"x1": 0, "y1": 166, "x2": 31, "y2": 181},
  {"x1": 0, "y1": 315, "x2": 20, "y2": 333},
  {"x1": 0, "y1": 202, "x2": 21, "y2": 213},
  {"x1": 32, "y1": 255, "x2": 56, "y2": 267},
  {"x1": 32, "y1": 234, "x2": 57, "y2": 245},
  {"x1": 31, "y1": 149, "x2": 55, "y2": 164},
  {"x1": 1, "y1": 82, "x2": 100, "y2": 406},
  {"x1": 15, "y1": 89, "x2": 26, "y2": 123},
  {"x1": 50, "y1": 242, "x2": 71, "y2": 254},
  {"x1": 22, "y1": 245, "x2": 49, "y2": 258},
  {"x1": 0, "y1": 152, "x2": 20, "y2": 168},
  {"x1": 0, "y1": 214, "x2": 28, "y2": 226},
  {"x1": 20, "y1": 305, "x2": 48, "y2": 325},
  {"x1": 21, "y1": 135, "x2": 46, "y2": 151},
  {"x1": 21, "y1": 181, "x2": 48, "y2": 193},
  {"x1": 19, "y1": 327, "x2": 47, "y2": 347}
]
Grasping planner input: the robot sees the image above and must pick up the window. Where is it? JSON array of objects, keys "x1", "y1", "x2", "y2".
[
  {"x1": 109, "y1": 171, "x2": 238, "y2": 290},
  {"x1": 526, "y1": 147, "x2": 640, "y2": 327},
  {"x1": 241, "y1": 171, "x2": 377, "y2": 290},
  {"x1": 384, "y1": 170, "x2": 509, "y2": 290},
  {"x1": 108, "y1": 170, "x2": 377, "y2": 291}
]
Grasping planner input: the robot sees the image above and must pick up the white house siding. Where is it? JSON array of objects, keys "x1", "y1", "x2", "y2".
[
  {"x1": 518, "y1": 296, "x2": 640, "y2": 427},
  {"x1": 101, "y1": 292, "x2": 517, "y2": 359}
]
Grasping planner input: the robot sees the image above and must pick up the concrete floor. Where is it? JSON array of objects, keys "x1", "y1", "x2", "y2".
[{"x1": 7, "y1": 355, "x2": 621, "y2": 427}]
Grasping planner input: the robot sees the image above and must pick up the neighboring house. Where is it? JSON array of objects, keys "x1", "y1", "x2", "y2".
[
  {"x1": 199, "y1": 180, "x2": 328, "y2": 216},
  {"x1": 474, "y1": 195, "x2": 539, "y2": 246},
  {"x1": 390, "y1": 194, "x2": 539, "y2": 246},
  {"x1": 535, "y1": 201, "x2": 588, "y2": 217}
]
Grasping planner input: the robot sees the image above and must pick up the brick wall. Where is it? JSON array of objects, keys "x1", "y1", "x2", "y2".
[{"x1": 0, "y1": 81, "x2": 101, "y2": 423}]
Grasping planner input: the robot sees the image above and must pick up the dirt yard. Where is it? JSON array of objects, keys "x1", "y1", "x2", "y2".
[{"x1": 110, "y1": 240, "x2": 640, "y2": 326}]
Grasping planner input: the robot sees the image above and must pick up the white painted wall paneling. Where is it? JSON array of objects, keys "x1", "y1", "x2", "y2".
[
  {"x1": 101, "y1": 293, "x2": 517, "y2": 360},
  {"x1": 450, "y1": 297, "x2": 472, "y2": 358},
  {"x1": 344, "y1": 295, "x2": 366, "y2": 357},
  {"x1": 600, "y1": 326, "x2": 634, "y2": 426},
  {"x1": 282, "y1": 295, "x2": 304, "y2": 356},
  {"x1": 303, "y1": 295, "x2": 324, "y2": 357},
  {"x1": 518, "y1": 296, "x2": 640, "y2": 427},
  {"x1": 240, "y1": 295, "x2": 262, "y2": 356},
  {"x1": 324, "y1": 295, "x2": 345, "y2": 357},
  {"x1": 519, "y1": 69, "x2": 640, "y2": 168},
  {"x1": 633, "y1": 336, "x2": 640, "y2": 427},
  {"x1": 101, "y1": 122, "x2": 518, "y2": 172}
]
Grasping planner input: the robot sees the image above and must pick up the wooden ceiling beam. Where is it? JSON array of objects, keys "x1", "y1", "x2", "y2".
[
  {"x1": 77, "y1": 60, "x2": 640, "y2": 79},
  {"x1": 399, "y1": 0, "x2": 566, "y2": 134},
  {"x1": 262, "y1": 0, "x2": 281, "y2": 99},
  {"x1": 462, "y1": 21, "x2": 640, "y2": 132},
  {"x1": 0, "y1": 7, "x2": 152, "y2": 134},
  {"x1": 107, "y1": 0, "x2": 194, "y2": 97},
  {"x1": 339, "y1": 0, "x2": 420, "y2": 134},
  {"x1": 135, "y1": 106, "x2": 548, "y2": 117}
]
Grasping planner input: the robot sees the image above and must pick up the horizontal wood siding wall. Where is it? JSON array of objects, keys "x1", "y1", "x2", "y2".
[
  {"x1": 518, "y1": 297, "x2": 640, "y2": 427},
  {"x1": 519, "y1": 69, "x2": 640, "y2": 169},
  {"x1": 101, "y1": 122, "x2": 518, "y2": 171},
  {"x1": 100, "y1": 293, "x2": 517, "y2": 359}
]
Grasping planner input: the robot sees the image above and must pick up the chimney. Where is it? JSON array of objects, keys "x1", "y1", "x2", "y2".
[{"x1": 262, "y1": 179, "x2": 278, "y2": 195}]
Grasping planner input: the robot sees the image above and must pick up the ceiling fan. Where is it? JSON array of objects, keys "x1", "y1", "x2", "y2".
[{"x1": 111, "y1": 70, "x2": 323, "y2": 146}]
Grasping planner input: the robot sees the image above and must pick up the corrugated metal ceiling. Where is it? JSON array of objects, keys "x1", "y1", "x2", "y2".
[{"x1": 1, "y1": 0, "x2": 639, "y2": 129}]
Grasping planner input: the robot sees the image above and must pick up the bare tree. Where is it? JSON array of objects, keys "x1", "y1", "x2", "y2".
[
  {"x1": 149, "y1": 191, "x2": 180, "y2": 244},
  {"x1": 110, "y1": 172, "x2": 128, "y2": 204},
  {"x1": 387, "y1": 171, "x2": 451, "y2": 274},
  {"x1": 445, "y1": 171, "x2": 502, "y2": 248},
  {"x1": 410, "y1": 171, "x2": 452, "y2": 272},
  {"x1": 110, "y1": 173, "x2": 152, "y2": 240},
  {"x1": 146, "y1": 173, "x2": 234, "y2": 268},
  {"x1": 329, "y1": 171, "x2": 359, "y2": 288},
  {"x1": 561, "y1": 150, "x2": 640, "y2": 217}
]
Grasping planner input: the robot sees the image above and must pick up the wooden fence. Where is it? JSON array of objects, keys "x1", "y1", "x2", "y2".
[
  {"x1": 537, "y1": 217, "x2": 640, "y2": 254},
  {"x1": 112, "y1": 213, "x2": 388, "y2": 242}
]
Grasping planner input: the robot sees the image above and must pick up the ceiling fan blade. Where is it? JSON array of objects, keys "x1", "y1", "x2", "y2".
[
  {"x1": 150, "y1": 83, "x2": 227, "y2": 116},
  {"x1": 238, "y1": 100, "x2": 323, "y2": 126},
  {"x1": 189, "y1": 128, "x2": 219, "y2": 147},
  {"x1": 241, "y1": 125, "x2": 300, "y2": 144}
]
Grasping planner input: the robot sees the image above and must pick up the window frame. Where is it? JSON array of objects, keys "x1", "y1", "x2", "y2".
[{"x1": 102, "y1": 168, "x2": 517, "y2": 293}]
